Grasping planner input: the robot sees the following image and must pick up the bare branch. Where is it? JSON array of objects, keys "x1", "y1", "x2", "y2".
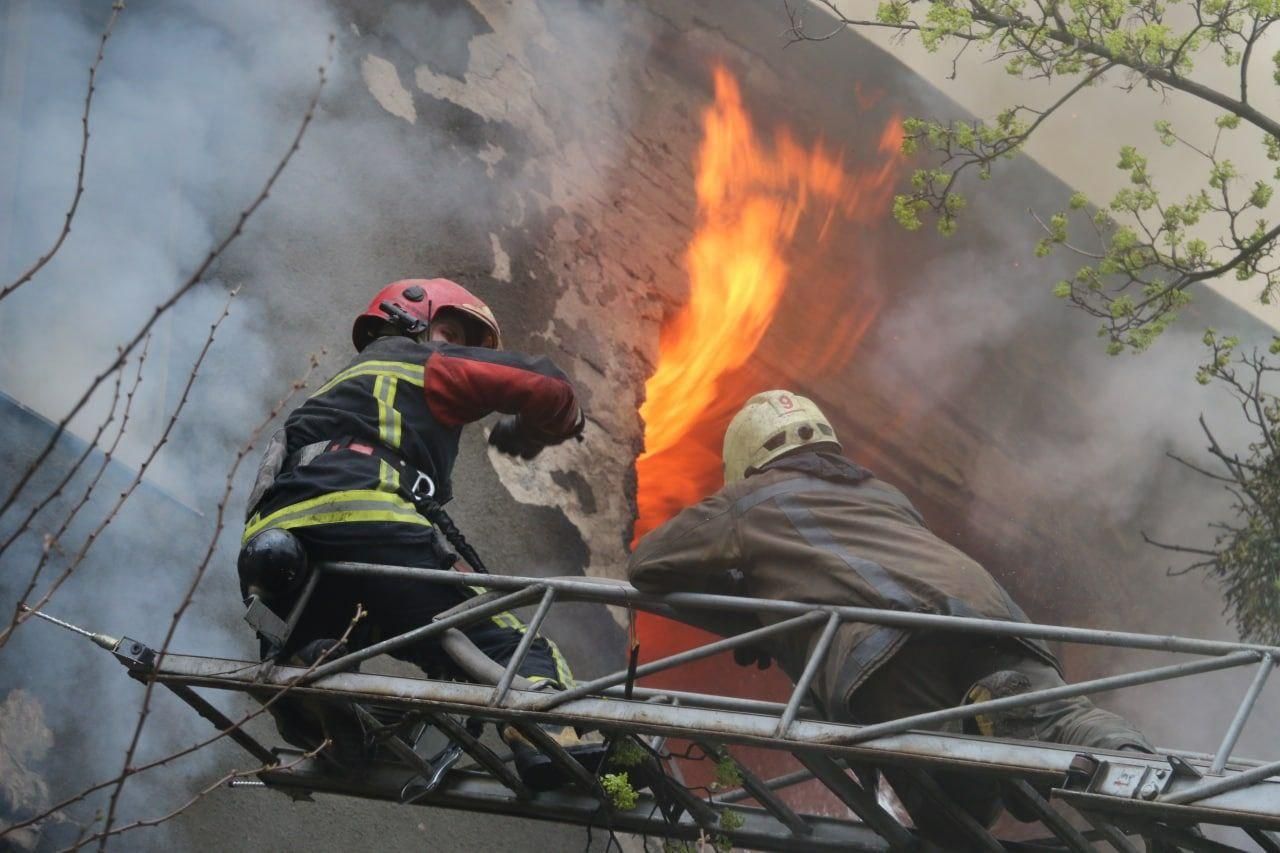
[
  {"x1": 1, "y1": 593, "x2": 355, "y2": 843},
  {"x1": 0, "y1": 39, "x2": 332, "y2": 526},
  {"x1": 0, "y1": 2, "x2": 125, "y2": 303},
  {"x1": 1164, "y1": 449, "x2": 1237, "y2": 483},
  {"x1": 62, "y1": 742, "x2": 330, "y2": 852},
  {"x1": 93, "y1": 347, "x2": 322, "y2": 849},
  {"x1": 0, "y1": 290, "x2": 240, "y2": 650},
  {"x1": 0, "y1": 340, "x2": 137, "y2": 562},
  {"x1": 1, "y1": 336, "x2": 152, "y2": 645},
  {"x1": 1141, "y1": 531, "x2": 1218, "y2": 556}
]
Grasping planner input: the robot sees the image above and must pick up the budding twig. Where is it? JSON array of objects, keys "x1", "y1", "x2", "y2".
[
  {"x1": 0, "y1": 341, "x2": 134, "y2": 563},
  {"x1": 1, "y1": 336, "x2": 151, "y2": 647},
  {"x1": 61, "y1": 741, "x2": 329, "y2": 852},
  {"x1": 92, "y1": 350, "x2": 321, "y2": 850},
  {"x1": 0, "y1": 2, "x2": 125, "y2": 304},
  {"x1": 1, "y1": 599, "x2": 360, "y2": 843},
  {"x1": 0, "y1": 287, "x2": 239, "y2": 650},
  {"x1": 0, "y1": 38, "x2": 331, "y2": 525}
]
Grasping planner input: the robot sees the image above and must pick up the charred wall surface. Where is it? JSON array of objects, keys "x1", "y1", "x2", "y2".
[{"x1": 0, "y1": 0, "x2": 1276, "y2": 849}]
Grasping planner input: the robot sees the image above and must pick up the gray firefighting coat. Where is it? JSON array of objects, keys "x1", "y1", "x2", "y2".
[{"x1": 627, "y1": 451, "x2": 1059, "y2": 718}]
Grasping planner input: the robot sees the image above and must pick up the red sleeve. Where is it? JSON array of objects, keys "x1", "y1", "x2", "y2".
[{"x1": 423, "y1": 345, "x2": 581, "y2": 440}]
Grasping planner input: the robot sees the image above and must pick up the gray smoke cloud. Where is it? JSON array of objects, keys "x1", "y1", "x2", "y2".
[
  {"x1": 0, "y1": 0, "x2": 649, "y2": 846},
  {"x1": 0, "y1": 0, "x2": 341, "y2": 843},
  {"x1": 845, "y1": 25, "x2": 1280, "y2": 825}
]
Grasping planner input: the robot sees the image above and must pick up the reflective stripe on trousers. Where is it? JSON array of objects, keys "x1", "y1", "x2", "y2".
[{"x1": 470, "y1": 585, "x2": 575, "y2": 687}]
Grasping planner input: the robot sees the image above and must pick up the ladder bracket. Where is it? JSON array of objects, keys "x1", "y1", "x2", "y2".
[{"x1": 1087, "y1": 759, "x2": 1175, "y2": 801}]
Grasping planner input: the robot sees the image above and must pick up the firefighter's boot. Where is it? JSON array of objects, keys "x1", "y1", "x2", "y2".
[
  {"x1": 963, "y1": 670, "x2": 1044, "y2": 822},
  {"x1": 269, "y1": 638, "x2": 369, "y2": 768},
  {"x1": 500, "y1": 724, "x2": 608, "y2": 792},
  {"x1": 964, "y1": 669, "x2": 1038, "y2": 740}
]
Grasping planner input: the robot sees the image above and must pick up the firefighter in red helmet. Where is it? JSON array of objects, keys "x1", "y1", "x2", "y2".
[{"x1": 239, "y1": 278, "x2": 599, "y2": 787}]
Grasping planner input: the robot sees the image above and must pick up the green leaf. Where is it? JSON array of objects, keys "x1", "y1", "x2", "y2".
[
  {"x1": 1111, "y1": 226, "x2": 1139, "y2": 250},
  {"x1": 1210, "y1": 160, "x2": 1239, "y2": 189},
  {"x1": 893, "y1": 194, "x2": 925, "y2": 231},
  {"x1": 602, "y1": 773, "x2": 638, "y2": 810},
  {"x1": 1250, "y1": 181, "x2": 1274, "y2": 209},
  {"x1": 714, "y1": 755, "x2": 744, "y2": 789},
  {"x1": 875, "y1": 0, "x2": 911, "y2": 25},
  {"x1": 609, "y1": 738, "x2": 648, "y2": 769}
]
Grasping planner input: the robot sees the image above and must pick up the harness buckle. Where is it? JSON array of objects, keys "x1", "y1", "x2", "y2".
[{"x1": 409, "y1": 469, "x2": 435, "y2": 500}]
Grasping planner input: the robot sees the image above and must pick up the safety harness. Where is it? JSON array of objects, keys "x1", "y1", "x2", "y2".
[{"x1": 278, "y1": 437, "x2": 490, "y2": 574}]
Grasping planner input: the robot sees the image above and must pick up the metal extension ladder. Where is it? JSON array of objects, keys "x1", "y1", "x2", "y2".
[{"x1": 97, "y1": 562, "x2": 1280, "y2": 852}]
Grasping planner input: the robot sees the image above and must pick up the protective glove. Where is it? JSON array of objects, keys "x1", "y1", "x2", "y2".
[
  {"x1": 733, "y1": 645, "x2": 773, "y2": 671},
  {"x1": 488, "y1": 415, "x2": 546, "y2": 459}
]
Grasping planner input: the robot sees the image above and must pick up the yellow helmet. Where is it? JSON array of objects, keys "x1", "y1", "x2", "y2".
[{"x1": 722, "y1": 390, "x2": 841, "y2": 485}]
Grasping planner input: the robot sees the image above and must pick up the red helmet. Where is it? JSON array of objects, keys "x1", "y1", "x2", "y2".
[{"x1": 352, "y1": 278, "x2": 502, "y2": 351}]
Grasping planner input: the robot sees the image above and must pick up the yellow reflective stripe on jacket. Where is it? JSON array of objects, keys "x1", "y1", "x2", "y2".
[
  {"x1": 373, "y1": 375, "x2": 403, "y2": 449},
  {"x1": 244, "y1": 489, "x2": 428, "y2": 541},
  {"x1": 311, "y1": 360, "x2": 425, "y2": 398}
]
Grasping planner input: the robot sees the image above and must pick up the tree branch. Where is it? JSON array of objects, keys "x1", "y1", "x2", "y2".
[
  {"x1": 0, "y1": 291, "x2": 239, "y2": 651},
  {"x1": 63, "y1": 743, "x2": 329, "y2": 851},
  {"x1": 0, "y1": 2, "x2": 125, "y2": 304},
  {"x1": 1, "y1": 337, "x2": 151, "y2": 646},
  {"x1": 0, "y1": 593, "x2": 354, "y2": 843},
  {"x1": 800, "y1": 0, "x2": 1280, "y2": 139},
  {"x1": 92, "y1": 348, "x2": 321, "y2": 850},
  {"x1": 0, "y1": 39, "x2": 331, "y2": 526},
  {"x1": 1165, "y1": 449, "x2": 1236, "y2": 483},
  {"x1": 0, "y1": 339, "x2": 138, "y2": 563}
]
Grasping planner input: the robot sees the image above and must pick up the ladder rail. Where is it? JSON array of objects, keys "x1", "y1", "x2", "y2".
[
  {"x1": 147, "y1": 652, "x2": 1280, "y2": 834},
  {"x1": 95, "y1": 559, "x2": 1280, "y2": 851},
  {"x1": 320, "y1": 561, "x2": 1280, "y2": 660}
]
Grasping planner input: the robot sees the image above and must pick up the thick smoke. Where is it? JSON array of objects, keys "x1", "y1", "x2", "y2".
[
  {"x1": 0, "y1": 0, "x2": 340, "y2": 844},
  {"x1": 0, "y1": 0, "x2": 648, "y2": 848},
  {"x1": 840, "y1": 7, "x2": 1280, "y2": 787}
]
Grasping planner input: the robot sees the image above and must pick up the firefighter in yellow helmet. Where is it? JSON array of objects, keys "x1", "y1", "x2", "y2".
[{"x1": 628, "y1": 390, "x2": 1153, "y2": 837}]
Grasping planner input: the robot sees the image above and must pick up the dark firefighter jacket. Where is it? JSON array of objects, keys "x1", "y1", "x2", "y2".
[
  {"x1": 244, "y1": 335, "x2": 580, "y2": 541},
  {"x1": 627, "y1": 450, "x2": 1059, "y2": 718}
]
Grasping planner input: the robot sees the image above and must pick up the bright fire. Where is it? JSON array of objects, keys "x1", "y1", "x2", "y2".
[
  {"x1": 635, "y1": 65, "x2": 905, "y2": 544},
  {"x1": 629, "y1": 62, "x2": 906, "y2": 806}
]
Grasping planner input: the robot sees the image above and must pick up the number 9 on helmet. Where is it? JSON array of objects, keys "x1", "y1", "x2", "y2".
[{"x1": 721, "y1": 390, "x2": 841, "y2": 485}]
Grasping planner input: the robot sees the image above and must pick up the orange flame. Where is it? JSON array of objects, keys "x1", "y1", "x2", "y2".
[
  {"x1": 629, "y1": 65, "x2": 907, "y2": 801},
  {"x1": 635, "y1": 66, "x2": 904, "y2": 544}
]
